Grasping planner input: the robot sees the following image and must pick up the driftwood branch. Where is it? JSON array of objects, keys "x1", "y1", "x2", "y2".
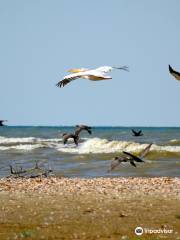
[{"x1": 9, "y1": 161, "x2": 53, "y2": 178}]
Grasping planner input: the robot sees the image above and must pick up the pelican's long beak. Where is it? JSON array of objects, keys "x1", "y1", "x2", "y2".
[{"x1": 113, "y1": 66, "x2": 129, "y2": 71}]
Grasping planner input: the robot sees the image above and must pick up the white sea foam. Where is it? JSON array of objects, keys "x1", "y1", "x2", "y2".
[
  {"x1": 57, "y1": 138, "x2": 180, "y2": 154},
  {"x1": 0, "y1": 136, "x2": 88, "y2": 145},
  {"x1": 0, "y1": 144, "x2": 44, "y2": 151},
  {"x1": 0, "y1": 136, "x2": 61, "y2": 151},
  {"x1": 1, "y1": 136, "x2": 180, "y2": 154},
  {"x1": 0, "y1": 136, "x2": 36, "y2": 144},
  {"x1": 169, "y1": 139, "x2": 180, "y2": 145},
  {"x1": 0, "y1": 136, "x2": 61, "y2": 145}
]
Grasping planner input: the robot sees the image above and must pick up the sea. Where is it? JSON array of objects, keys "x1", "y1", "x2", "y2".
[{"x1": 0, "y1": 126, "x2": 180, "y2": 178}]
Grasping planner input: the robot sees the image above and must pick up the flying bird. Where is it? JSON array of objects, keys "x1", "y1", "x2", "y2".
[
  {"x1": 108, "y1": 143, "x2": 152, "y2": 172},
  {"x1": 169, "y1": 65, "x2": 180, "y2": 81},
  {"x1": 75, "y1": 125, "x2": 92, "y2": 136},
  {"x1": 0, "y1": 120, "x2": 7, "y2": 126},
  {"x1": 109, "y1": 152, "x2": 144, "y2": 171},
  {"x1": 56, "y1": 65, "x2": 129, "y2": 88},
  {"x1": 62, "y1": 133, "x2": 79, "y2": 146},
  {"x1": 132, "y1": 129, "x2": 143, "y2": 136}
]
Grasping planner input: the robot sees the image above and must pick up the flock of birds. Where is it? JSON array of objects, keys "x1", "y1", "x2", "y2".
[
  {"x1": 6, "y1": 125, "x2": 150, "y2": 177},
  {"x1": 62, "y1": 124, "x2": 151, "y2": 172},
  {"x1": 56, "y1": 63, "x2": 178, "y2": 173},
  {"x1": 1, "y1": 63, "x2": 179, "y2": 176}
]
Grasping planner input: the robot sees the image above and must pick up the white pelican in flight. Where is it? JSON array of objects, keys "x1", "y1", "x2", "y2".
[
  {"x1": 169, "y1": 65, "x2": 180, "y2": 81},
  {"x1": 56, "y1": 65, "x2": 129, "y2": 88}
]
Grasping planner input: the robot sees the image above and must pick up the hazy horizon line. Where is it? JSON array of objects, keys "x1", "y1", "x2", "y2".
[{"x1": 2, "y1": 125, "x2": 180, "y2": 128}]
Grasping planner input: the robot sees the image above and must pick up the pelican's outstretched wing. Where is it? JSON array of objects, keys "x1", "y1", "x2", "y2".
[
  {"x1": 123, "y1": 151, "x2": 144, "y2": 162},
  {"x1": 129, "y1": 160, "x2": 136, "y2": 167},
  {"x1": 140, "y1": 143, "x2": 152, "y2": 158},
  {"x1": 109, "y1": 156, "x2": 125, "y2": 172},
  {"x1": 56, "y1": 72, "x2": 86, "y2": 88},
  {"x1": 109, "y1": 159, "x2": 121, "y2": 172},
  {"x1": 132, "y1": 129, "x2": 143, "y2": 136},
  {"x1": 169, "y1": 65, "x2": 180, "y2": 80},
  {"x1": 75, "y1": 125, "x2": 92, "y2": 136},
  {"x1": 86, "y1": 128, "x2": 92, "y2": 134},
  {"x1": 132, "y1": 129, "x2": 137, "y2": 135},
  {"x1": 56, "y1": 70, "x2": 111, "y2": 88}
]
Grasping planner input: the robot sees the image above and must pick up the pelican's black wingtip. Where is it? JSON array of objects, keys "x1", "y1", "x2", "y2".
[
  {"x1": 56, "y1": 81, "x2": 63, "y2": 88},
  {"x1": 169, "y1": 65, "x2": 173, "y2": 73}
]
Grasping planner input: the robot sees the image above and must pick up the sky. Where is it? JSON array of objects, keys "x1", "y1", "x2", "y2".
[{"x1": 0, "y1": 0, "x2": 180, "y2": 126}]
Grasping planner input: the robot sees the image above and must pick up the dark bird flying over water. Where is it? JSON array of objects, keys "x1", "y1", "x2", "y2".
[
  {"x1": 132, "y1": 129, "x2": 143, "y2": 136},
  {"x1": 62, "y1": 133, "x2": 79, "y2": 146},
  {"x1": 0, "y1": 120, "x2": 7, "y2": 126},
  {"x1": 75, "y1": 125, "x2": 92, "y2": 136},
  {"x1": 109, "y1": 152, "x2": 144, "y2": 171},
  {"x1": 108, "y1": 143, "x2": 152, "y2": 172},
  {"x1": 169, "y1": 65, "x2": 180, "y2": 81}
]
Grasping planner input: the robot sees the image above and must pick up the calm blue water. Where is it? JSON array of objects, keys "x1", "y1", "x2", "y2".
[{"x1": 0, "y1": 126, "x2": 180, "y2": 178}]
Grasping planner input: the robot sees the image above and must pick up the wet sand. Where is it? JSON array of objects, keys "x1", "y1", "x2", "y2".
[{"x1": 0, "y1": 177, "x2": 179, "y2": 240}]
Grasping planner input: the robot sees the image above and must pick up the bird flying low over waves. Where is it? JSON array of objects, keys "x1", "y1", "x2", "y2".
[
  {"x1": 108, "y1": 143, "x2": 152, "y2": 172},
  {"x1": 56, "y1": 65, "x2": 129, "y2": 88},
  {"x1": 132, "y1": 129, "x2": 143, "y2": 137},
  {"x1": 169, "y1": 65, "x2": 180, "y2": 81},
  {"x1": 110, "y1": 152, "x2": 144, "y2": 170}
]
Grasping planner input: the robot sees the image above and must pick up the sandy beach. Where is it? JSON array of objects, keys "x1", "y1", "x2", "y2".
[{"x1": 0, "y1": 177, "x2": 179, "y2": 240}]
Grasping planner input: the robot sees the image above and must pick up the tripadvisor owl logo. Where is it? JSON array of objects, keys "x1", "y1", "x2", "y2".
[{"x1": 135, "y1": 227, "x2": 143, "y2": 235}]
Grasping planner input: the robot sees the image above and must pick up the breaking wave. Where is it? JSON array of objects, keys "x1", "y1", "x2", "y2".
[
  {"x1": 1, "y1": 136, "x2": 180, "y2": 157},
  {"x1": 168, "y1": 139, "x2": 180, "y2": 145},
  {"x1": 58, "y1": 138, "x2": 180, "y2": 156},
  {"x1": 0, "y1": 136, "x2": 61, "y2": 151}
]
